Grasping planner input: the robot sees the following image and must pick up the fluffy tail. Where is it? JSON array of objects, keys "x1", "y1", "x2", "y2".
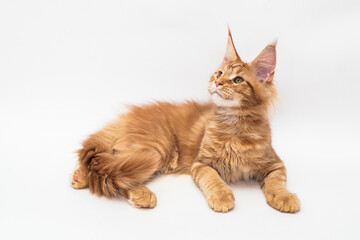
[{"x1": 77, "y1": 136, "x2": 160, "y2": 198}]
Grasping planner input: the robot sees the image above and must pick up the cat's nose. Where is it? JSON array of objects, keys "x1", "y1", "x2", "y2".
[{"x1": 215, "y1": 80, "x2": 223, "y2": 87}]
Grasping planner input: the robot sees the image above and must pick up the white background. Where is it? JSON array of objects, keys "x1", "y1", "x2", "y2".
[{"x1": 1, "y1": 0, "x2": 359, "y2": 239}]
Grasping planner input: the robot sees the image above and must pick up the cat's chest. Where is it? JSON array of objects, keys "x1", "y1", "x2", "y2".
[{"x1": 210, "y1": 135, "x2": 266, "y2": 182}]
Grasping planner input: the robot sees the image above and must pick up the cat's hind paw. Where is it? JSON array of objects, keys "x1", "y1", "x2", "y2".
[
  {"x1": 127, "y1": 185, "x2": 157, "y2": 208},
  {"x1": 71, "y1": 169, "x2": 89, "y2": 189}
]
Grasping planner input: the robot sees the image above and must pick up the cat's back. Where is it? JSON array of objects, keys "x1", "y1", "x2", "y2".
[
  {"x1": 123, "y1": 100, "x2": 213, "y2": 127},
  {"x1": 109, "y1": 100, "x2": 213, "y2": 149}
]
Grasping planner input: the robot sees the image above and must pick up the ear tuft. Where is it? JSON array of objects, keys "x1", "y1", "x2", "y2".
[
  {"x1": 269, "y1": 40, "x2": 278, "y2": 48},
  {"x1": 222, "y1": 27, "x2": 240, "y2": 64},
  {"x1": 250, "y1": 43, "x2": 277, "y2": 83}
]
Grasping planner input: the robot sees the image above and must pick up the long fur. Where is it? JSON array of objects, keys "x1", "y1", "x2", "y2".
[{"x1": 72, "y1": 30, "x2": 300, "y2": 213}]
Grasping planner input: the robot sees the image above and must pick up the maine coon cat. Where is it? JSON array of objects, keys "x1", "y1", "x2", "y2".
[{"x1": 71, "y1": 29, "x2": 300, "y2": 213}]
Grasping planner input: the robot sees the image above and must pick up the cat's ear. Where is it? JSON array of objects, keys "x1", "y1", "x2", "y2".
[
  {"x1": 250, "y1": 42, "x2": 277, "y2": 83},
  {"x1": 222, "y1": 27, "x2": 241, "y2": 64}
]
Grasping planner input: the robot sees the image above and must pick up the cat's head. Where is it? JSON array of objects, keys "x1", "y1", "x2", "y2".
[{"x1": 208, "y1": 28, "x2": 277, "y2": 110}]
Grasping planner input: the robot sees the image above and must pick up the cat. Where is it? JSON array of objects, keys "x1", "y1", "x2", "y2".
[{"x1": 71, "y1": 28, "x2": 300, "y2": 213}]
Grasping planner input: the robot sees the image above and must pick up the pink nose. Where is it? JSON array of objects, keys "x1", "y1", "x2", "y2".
[{"x1": 215, "y1": 81, "x2": 223, "y2": 87}]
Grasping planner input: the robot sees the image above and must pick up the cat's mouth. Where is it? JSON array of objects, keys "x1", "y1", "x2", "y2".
[
  {"x1": 211, "y1": 90, "x2": 224, "y2": 98},
  {"x1": 211, "y1": 90, "x2": 236, "y2": 102}
]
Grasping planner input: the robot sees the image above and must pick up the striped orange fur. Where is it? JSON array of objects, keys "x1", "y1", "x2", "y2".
[{"x1": 71, "y1": 29, "x2": 300, "y2": 213}]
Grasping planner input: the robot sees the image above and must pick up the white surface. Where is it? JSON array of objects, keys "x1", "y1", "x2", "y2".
[{"x1": 1, "y1": 0, "x2": 359, "y2": 239}]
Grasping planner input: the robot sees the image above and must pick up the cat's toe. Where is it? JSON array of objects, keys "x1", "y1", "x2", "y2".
[
  {"x1": 128, "y1": 187, "x2": 157, "y2": 208},
  {"x1": 208, "y1": 191, "x2": 235, "y2": 213},
  {"x1": 266, "y1": 192, "x2": 300, "y2": 213},
  {"x1": 71, "y1": 168, "x2": 89, "y2": 189}
]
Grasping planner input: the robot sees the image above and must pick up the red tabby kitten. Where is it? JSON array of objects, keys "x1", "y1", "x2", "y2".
[{"x1": 72, "y1": 29, "x2": 300, "y2": 213}]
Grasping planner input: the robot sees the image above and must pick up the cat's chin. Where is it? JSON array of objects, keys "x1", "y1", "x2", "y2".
[{"x1": 211, "y1": 93, "x2": 239, "y2": 107}]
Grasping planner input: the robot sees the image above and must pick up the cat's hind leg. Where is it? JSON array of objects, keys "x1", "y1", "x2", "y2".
[
  {"x1": 72, "y1": 127, "x2": 163, "y2": 207},
  {"x1": 76, "y1": 135, "x2": 162, "y2": 202},
  {"x1": 71, "y1": 132, "x2": 112, "y2": 190},
  {"x1": 71, "y1": 164, "x2": 89, "y2": 189}
]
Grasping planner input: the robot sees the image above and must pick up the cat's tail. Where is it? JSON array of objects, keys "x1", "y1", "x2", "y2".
[{"x1": 77, "y1": 135, "x2": 160, "y2": 198}]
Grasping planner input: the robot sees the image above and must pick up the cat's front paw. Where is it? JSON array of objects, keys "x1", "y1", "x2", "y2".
[
  {"x1": 266, "y1": 192, "x2": 300, "y2": 213},
  {"x1": 207, "y1": 190, "x2": 235, "y2": 213}
]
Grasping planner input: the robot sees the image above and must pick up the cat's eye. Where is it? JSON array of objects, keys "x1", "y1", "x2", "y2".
[
  {"x1": 233, "y1": 76, "x2": 244, "y2": 84},
  {"x1": 216, "y1": 71, "x2": 223, "y2": 78}
]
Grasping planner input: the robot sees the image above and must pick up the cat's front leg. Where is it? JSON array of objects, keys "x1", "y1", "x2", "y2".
[
  {"x1": 260, "y1": 162, "x2": 300, "y2": 213},
  {"x1": 191, "y1": 162, "x2": 235, "y2": 213}
]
